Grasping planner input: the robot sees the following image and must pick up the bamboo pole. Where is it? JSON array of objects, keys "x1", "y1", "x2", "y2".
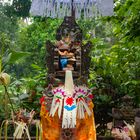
[
  {"x1": 4, "y1": 86, "x2": 15, "y2": 115},
  {"x1": 4, "y1": 120, "x2": 8, "y2": 140}
]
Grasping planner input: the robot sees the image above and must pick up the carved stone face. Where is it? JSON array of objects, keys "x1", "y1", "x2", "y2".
[
  {"x1": 63, "y1": 36, "x2": 71, "y2": 44},
  {"x1": 57, "y1": 40, "x2": 70, "y2": 50}
]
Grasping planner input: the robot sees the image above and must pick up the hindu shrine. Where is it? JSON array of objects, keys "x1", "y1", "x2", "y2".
[{"x1": 30, "y1": 0, "x2": 114, "y2": 139}]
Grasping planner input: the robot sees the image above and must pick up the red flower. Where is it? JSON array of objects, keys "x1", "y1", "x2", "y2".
[
  {"x1": 66, "y1": 97, "x2": 74, "y2": 106},
  {"x1": 88, "y1": 94, "x2": 94, "y2": 99},
  {"x1": 55, "y1": 99, "x2": 60, "y2": 104},
  {"x1": 40, "y1": 96, "x2": 45, "y2": 104},
  {"x1": 78, "y1": 98, "x2": 84, "y2": 101}
]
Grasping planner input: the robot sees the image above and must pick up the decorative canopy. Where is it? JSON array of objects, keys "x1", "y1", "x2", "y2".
[{"x1": 30, "y1": 0, "x2": 114, "y2": 19}]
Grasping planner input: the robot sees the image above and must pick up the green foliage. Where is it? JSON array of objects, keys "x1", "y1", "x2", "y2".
[
  {"x1": 85, "y1": 0, "x2": 140, "y2": 133},
  {"x1": 0, "y1": 32, "x2": 31, "y2": 73},
  {"x1": 0, "y1": 0, "x2": 140, "y2": 135},
  {"x1": 0, "y1": 3, "x2": 18, "y2": 38},
  {"x1": 77, "y1": 18, "x2": 96, "y2": 40},
  {"x1": 12, "y1": 0, "x2": 31, "y2": 18},
  {"x1": 89, "y1": 0, "x2": 140, "y2": 105},
  {"x1": 0, "y1": 85, "x2": 6, "y2": 121},
  {"x1": 0, "y1": 65, "x2": 46, "y2": 121},
  {"x1": 9, "y1": 50, "x2": 30, "y2": 63},
  {"x1": 14, "y1": 18, "x2": 62, "y2": 77},
  {"x1": 9, "y1": 68, "x2": 46, "y2": 113}
]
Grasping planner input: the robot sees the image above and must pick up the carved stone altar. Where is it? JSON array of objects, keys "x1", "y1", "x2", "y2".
[
  {"x1": 46, "y1": 16, "x2": 92, "y2": 85},
  {"x1": 42, "y1": 16, "x2": 96, "y2": 140}
]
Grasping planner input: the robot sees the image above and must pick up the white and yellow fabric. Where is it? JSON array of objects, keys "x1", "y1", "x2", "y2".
[{"x1": 40, "y1": 70, "x2": 96, "y2": 140}]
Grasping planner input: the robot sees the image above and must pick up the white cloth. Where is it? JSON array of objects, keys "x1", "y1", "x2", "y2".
[
  {"x1": 30, "y1": 0, "x2": 114, "y2": 18},
  {"x1": 62, "y1": 96, "x2": 77, "y2": 128},
  {"x1": 49, "y1": 71, "x2": 93, "y2": 128}
]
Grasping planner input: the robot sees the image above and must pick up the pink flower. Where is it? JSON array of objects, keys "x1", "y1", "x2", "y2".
[{"x1": 123, "y1": 127, "x2": 129, "y2": 133}]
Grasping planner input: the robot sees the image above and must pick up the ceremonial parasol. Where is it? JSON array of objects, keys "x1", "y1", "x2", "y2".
[{"x1": 30, "y1": 0, "x2": 114, "y2": 19}]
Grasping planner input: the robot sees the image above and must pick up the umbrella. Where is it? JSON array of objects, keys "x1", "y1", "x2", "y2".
[{"x1": 30, "y1": 0, "x2": 114, "y2": 19}]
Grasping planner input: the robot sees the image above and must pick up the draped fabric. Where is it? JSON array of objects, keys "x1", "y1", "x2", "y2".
[
  {"x1": 40, "y1": 101, "x2": 96, "y2": 140},
  {"x1": 40, "y1": 71, "x2": 96, "y2": 139},
  {"x1": 30, "y1": 0, "x2": 114, "y2": 19}
]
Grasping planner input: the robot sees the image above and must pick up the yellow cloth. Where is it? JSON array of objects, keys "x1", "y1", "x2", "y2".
[{"x1": 40, "y1": 101, "x2": 96, "y2": 140}]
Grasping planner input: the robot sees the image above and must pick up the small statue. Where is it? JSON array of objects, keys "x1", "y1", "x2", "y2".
[
  {"x1": 56, "y1": 36, "x2": 76, "y2": 71},
  {"x1": 56, "y1": 36, "x2": 72, "y2": 50},
  {"x1": 57, "y1": 49, "x2": 76, "y2": 70}
]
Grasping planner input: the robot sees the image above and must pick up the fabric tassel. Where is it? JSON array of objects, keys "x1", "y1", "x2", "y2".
[
  {"x1": 81, "y1": 100, "x2": 92, "y2": 116},
  {"x1": 74, "y1": 86, "x2": 92, "y2": 119},
  {"x1": 51, "y1": 102, "x2": 59, "y2": 117},
  {"x1": 58, "y1": 99, "x2": 63, "y2": 118},
  {"x1": 49, "y1": 97, "x2": 63, "y2": 118},
  {"x1": 49, "y1": 97, "x2": 56, "y2": 117},
  {"x1": 77, "y1": 99, "x2": 92, "y2": 119},
  {"x1": 80, "y1": 102, "x2": 83, "y2": 118},
  {"x1": 50, "y1": 87, "x2": 65, "y2": 118}
]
